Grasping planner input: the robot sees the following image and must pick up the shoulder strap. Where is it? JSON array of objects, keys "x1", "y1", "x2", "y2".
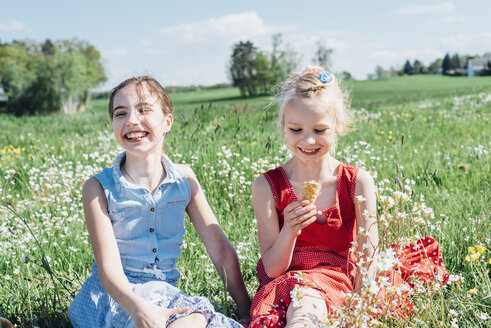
[
  {"x1": 339, "y1": 163, "x2": 359, "y2": 204},
  {"x1": 263, "y1": 167, "x2": 283, "y2": 208}
]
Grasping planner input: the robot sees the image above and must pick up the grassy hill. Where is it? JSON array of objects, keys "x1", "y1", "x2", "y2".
[{"x1": 0, "y1": 75, "x2": 490, "y2": 327}]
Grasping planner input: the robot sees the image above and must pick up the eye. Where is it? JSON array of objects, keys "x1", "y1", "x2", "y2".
[
  {"x1": 289, "y1": 128, "x2": 302, "y2": 133},
  {"x1": 315, "y1": 128, "x2": 327, "y2": 133},
  {"x1": 113, "y1": 111, "x2": 125, "y2": 117}
]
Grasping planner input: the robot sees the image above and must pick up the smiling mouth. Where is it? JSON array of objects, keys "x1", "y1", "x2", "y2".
[
  {"x1": 299, "y1": 147, "x2": 320, "y2": 155},
  {"x1": 125, "y1": 131, "x2": 148, "y2": 140}
]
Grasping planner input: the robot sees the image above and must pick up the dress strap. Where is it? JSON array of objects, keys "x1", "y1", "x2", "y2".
[
  {"x1": 339, "y1": 163, "x2": 359, "y2": 205},
  {"x1": 263, "y1": 167, "x2": 284, "y2": 208}
]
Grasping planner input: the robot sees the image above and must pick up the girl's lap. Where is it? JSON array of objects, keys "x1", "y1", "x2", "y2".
[{"x1": 69, "y1": 272, "x2": 242, "y2": 328}]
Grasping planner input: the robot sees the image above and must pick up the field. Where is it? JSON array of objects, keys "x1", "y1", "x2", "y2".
[{"x1": 0, "y1": 75, "x2": 490, "y2": 327}]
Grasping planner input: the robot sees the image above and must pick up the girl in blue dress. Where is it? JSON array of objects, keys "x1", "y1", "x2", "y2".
[{"x1": 68, "y1": 76, "x2": 251, "y2": 328}]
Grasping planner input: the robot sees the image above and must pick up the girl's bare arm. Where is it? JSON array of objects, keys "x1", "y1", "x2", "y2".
[
  {"x1": 252, "y1": 175, "x2": 317, "y2": 278},
  {"x1": 353, "y1": 169, "x2": 378, "y2": 292},
  {"x1": 181, "y1": 165, "x2": 251, "y2": 321}
]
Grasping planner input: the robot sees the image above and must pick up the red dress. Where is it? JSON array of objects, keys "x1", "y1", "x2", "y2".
[{"x1": 249, "y1": 164, "x2": 449, "y2": 328}]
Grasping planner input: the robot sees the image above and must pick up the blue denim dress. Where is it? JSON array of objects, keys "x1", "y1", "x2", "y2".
[{"x1": 68, "y1": 152, "x2": 242, "y2": 327}]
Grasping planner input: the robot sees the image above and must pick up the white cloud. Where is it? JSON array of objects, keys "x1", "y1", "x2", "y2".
[
  {"x1": 394, "y1": 2, "x2": 455, "y2": 16},
  {"x1": 441, "y1": 32, "x2": 491, "y2": 51},
  {"x1": 393, "y1": 3, "x2": 463, "y2": 25},
  {"x1": 159, "y1": 11, "x2": 293, "y2": 43},
  {"x1": 435, "y1": 15, "x2": 465, "y2": 23},
  {"x1": 0, "y1": 19, "x2": 25, "y2": 31}
]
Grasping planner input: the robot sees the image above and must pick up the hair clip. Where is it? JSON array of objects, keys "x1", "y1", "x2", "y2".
[{"x1": 318, "y1": 72, "x2": 332, "y2": 83}]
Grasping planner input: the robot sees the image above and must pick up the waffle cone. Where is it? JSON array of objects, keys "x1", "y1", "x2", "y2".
[{"x1": 302, "y1": 180, "x2": 321, "y2": 203}]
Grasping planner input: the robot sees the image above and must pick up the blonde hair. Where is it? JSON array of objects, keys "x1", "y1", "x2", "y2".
[{"x1": 278, "y1": 66, "x2": 352, "y2": 135}]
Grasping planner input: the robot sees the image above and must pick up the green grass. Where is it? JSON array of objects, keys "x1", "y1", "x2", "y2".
[
  {"x1": 346, "y1": 75, "x2": 491, "y2": 109},
  {"x1": 0, "y1": 75, "x2": 490, "y2": 327}
]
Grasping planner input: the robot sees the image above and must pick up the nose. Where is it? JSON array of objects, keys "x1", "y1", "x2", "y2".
[
  {"x1": 304, "y1": 133, "x2": 316, "y2": 145},
  {"x1": 127, "y1": 109, "x2": 142, "y2": 125}
]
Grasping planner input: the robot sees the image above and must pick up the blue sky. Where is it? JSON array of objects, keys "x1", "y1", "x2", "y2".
[{"x1": 1, "y1": 0, "x2": 490, "y2": 90}]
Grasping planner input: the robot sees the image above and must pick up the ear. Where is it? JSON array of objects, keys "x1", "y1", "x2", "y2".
[{"x1": 163, "y1": 113, "x2": 173, "y2": 133}]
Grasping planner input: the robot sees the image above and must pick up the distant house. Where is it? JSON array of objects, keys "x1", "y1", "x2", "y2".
[{"x1": 467, "y1": 58, "x2": 490, "y2": 76}]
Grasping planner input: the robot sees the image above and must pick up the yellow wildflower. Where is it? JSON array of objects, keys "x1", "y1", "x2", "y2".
[
  {"x1": 468, "y1": 246, "x2": 476, "y2": 254},
  {"x1": 468, "y1": 288, "x2": 478, "y2": 295},
  {"x1": 465, "y1": 255, "x2": 471, "y2": 262},
  {"x1": 470, "y1": 253, "x2": 481, "y2": 261},
  {"x1": 476, "y1": 245, "x2": 486, "y2": 253}
]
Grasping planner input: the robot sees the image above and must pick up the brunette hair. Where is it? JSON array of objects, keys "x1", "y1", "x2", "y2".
[
  {"x1": 108, "y1": 76, "x2": 173, "y2": 119},
  {"x1": 278, "y1": 66, "x2": 352, "y2": 135}
]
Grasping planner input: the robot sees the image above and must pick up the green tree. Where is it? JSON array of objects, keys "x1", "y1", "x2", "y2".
[
  {"x1": 312, "y1": 40, "x2": 333, "y2": 69},
  {"x1": 270, "y1": 33, "x2": 301, "y2": 84},
  {"x1": 0, "y1": 38, "x2": 106, "y2": 115},
  {"x1": 283, "y1": 44, "x2": 302, "y2": 74},
  {"x1": 450, "y1": 53, "x2": 461, "y2": 70},
  {"x1": 389, "y1": 66, "x2": 402, "y2": 77},
  {"x1": 403, "y1": 60, "x2": 414, "y2": 75},
  {"x1": 375, "y1": 65, "x2": 388, "y2": 79},
  {"x1": 413, "y1": 60, "x2": 424, "y2": 74},
  {"x1": 441, "y1": 54, "x2": 451, "y2": 75},
  {"x1": 339, "y1": 71, "x2": 353, "y2": 81},
  {"x1": 229, "y1": 41, "x2": 258, "y2": 97},
  {"x1": 270, "y1": 34, "x2": 289, "y2": 84},
  {"x1": 253, "y1": 52, "x2": 275, "y2": 95},
  {"x1": 428, "y1": 58, "x2": 443, "y2": 74},
  {"x1": 229, "y1": 41, "x2": 279, "y2": 97}
]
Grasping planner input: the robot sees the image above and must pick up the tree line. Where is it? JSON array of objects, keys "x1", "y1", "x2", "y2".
[
  {"x1": 0, "y1": 38, "x2": 106, "y2": 116},
  {"x1": 228, "y1": 34, "x2": 351, "y2": 97},
  {"x1": 371, "y1": 52, "x2": 491, "y2": 79}
]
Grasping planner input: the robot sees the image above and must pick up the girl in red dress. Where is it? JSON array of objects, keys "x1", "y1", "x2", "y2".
[{"x1": 249, "y1": 67, "x2": 448, "y2": 328}]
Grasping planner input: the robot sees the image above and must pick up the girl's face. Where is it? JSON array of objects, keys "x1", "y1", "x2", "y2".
[
  {"x1": 283, "y1": 97, "x2": 337, "y2": 164},
  {"x1": 111, "y1": 84, "x2": 173, "y2": 155}
]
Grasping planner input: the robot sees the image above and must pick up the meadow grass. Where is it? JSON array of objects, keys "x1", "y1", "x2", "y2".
[{"x1": 0, "y1": 75, "x2": 490, "y2": 327}]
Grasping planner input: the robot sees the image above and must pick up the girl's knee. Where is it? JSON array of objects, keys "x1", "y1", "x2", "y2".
[
  {"x1": 168, "y1": 312, "x2": 207, "y2": 328},
  {"x1": 286, "y1": 288, "x2": 327, "y2": 328}
]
